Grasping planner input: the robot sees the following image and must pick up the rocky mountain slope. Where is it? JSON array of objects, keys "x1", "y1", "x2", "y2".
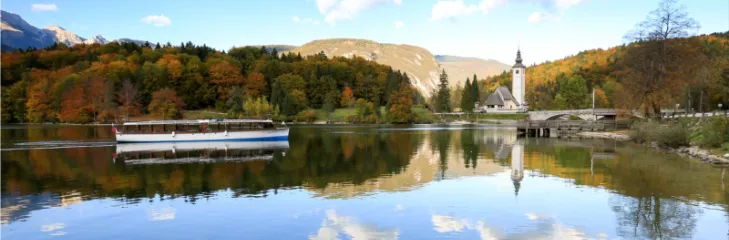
[
  {"x1": 1, "y1": 10, "x2": 55, "y2": 49},
  {"x1": 287, "y1": 38, "x2": 443, "y2": 97},
  {"x1": 436, "y1": 55, "x2": 511, "y2": 86},
  {"x1": 2, "y1": 10, "x2": 132, "y2": 49},
  {"x1": 287, "y1": 39, "x2": 509, "y2": 95}
]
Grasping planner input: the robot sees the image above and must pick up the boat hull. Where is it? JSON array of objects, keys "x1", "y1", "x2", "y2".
[
  {"x1": 115, "y1": 128, "x2": 289, "y2": 143},
  {"x1": 115, "y1": 140, "x2": 290, "y2": 154}
]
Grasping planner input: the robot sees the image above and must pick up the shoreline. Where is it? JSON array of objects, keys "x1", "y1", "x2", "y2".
[{"x1": 576, "y1": 130, "x2": 729, "y2": 165}]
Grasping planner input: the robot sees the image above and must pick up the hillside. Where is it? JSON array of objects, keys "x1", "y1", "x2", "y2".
[
  {"x1": 483, "y1": 32, "x2": 729, "y2": 112},
  {"x1": 286, "y1": 38, "x2": 441, "y2": 97},
  {"x1": 436, "y1": 55, "x2": 511, "y2": 87},
  {"x1": 248, "y1": 45, "x2": 297, "y2": 52}
]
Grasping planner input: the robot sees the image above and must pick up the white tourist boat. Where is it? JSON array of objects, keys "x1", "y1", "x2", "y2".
[{"x1": 113, "y1": 119, "x2": 289, "y2": 143}]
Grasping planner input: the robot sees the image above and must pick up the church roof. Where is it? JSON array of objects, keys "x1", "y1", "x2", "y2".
[
  {"x1": 485, "y1": 86, "x2": 520, "y2": 106},
  {"x1": 496, "y1": 86, "x2": 512, "y2": 100},
  {"x1": 485, "y1": 93, "x2": 503, "y2": 106}
]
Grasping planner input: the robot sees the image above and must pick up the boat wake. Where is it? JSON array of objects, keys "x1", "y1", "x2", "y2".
[{"x1": 4, "y1": 141, "x2": 115, "y2": 151}]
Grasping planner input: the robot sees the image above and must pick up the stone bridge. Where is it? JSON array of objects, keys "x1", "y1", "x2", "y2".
[{"x1": 528, "y1": 109, "x2": 618, "y2": 121}]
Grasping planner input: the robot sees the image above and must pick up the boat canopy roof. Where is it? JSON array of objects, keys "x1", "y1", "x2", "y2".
[{"x1": 122, "y1": 119, "x2": 274, "y2": 126}]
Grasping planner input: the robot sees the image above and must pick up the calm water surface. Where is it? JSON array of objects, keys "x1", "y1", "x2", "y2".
[{"x1": 1, "y1": 124, "x2": 728, "y2": 239}]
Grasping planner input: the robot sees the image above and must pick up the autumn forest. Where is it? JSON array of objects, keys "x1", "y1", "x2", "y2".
[{"x1": 1, "y1": 41, "x2": 423, "y2": 123}]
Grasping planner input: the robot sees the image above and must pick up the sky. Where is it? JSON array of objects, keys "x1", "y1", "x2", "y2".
[{"x1": 2, "y1": 0, "x2": 727, "y2": 64}]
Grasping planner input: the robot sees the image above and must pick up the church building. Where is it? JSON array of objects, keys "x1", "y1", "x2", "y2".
[{"x1": 481, "y1": 49, "x2": 527, "y2": 112}]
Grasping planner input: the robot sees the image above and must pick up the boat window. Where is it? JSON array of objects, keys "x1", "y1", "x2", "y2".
[{"x1": 188, "y1": 124, "x2": 200, "y2": 132}]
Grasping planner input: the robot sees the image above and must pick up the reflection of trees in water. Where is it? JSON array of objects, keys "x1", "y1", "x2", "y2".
[
  {"x1": 610, "y1": 194, "x2": 700, "y2": 239},
  {"x1": 461, "y1": 130, "x2": 478, "y2": 170},
  {"x1": 1, "y1": 127, "x2": 424, "y2": 200},
  {"x1": 429, "y1": 130, "x2": 451, "y2": 179}
]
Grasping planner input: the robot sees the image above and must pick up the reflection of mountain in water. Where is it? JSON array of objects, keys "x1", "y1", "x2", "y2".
[{"x1": 115, "y1": 141, "x2": 290, "y2": 165}]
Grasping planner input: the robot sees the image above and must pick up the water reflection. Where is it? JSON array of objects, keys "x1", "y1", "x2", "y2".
[
  {"x1": 1, "y1": 125, "x2": 728, "y2": 239},
  {"x1": 115, "y1": 141, "x2": 290, "y2": 165},
  {"x1": 309, "y1": 209, "x2": 400, "y2": 240}
]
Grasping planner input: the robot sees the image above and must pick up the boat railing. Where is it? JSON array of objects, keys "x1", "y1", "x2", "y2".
[
  {"x1": 118, "y1": 121, "x2": 278, "y2": 134},
  {"x1": 121, "y1": 119, "x2": 274, "y2": 125}
]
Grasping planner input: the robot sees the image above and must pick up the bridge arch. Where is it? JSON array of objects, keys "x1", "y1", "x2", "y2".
[{"x1": 543, "y1": 113, "x2": 591, "y2": 121}]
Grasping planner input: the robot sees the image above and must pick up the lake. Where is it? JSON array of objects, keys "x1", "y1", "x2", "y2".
[{"x1": 1, "y1": 124, "x2": 728, "y2": 239}]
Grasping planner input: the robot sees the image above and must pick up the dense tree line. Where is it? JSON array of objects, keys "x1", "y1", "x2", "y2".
[
  {"x1": 482, "y1": 1, "x2": 729, "y2": 118},
  {"x1": 1, "y1": 41, "x2": 422, "y2": 123}
]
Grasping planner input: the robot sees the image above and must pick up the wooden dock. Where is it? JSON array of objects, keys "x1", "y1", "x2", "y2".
[{"x1": 516, "y1": 120, "x2": 631, "y2": 138}]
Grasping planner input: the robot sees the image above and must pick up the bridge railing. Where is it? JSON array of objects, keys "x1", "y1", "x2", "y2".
[{"x1": 517, "y1": 120, "x2": 632, "y2": 129}]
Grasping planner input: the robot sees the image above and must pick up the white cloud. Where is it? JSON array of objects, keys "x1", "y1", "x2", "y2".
[
  {"x1": 430, "y1": 0, "x2": 582, "y2": 22},
  {"x1": 292, "y1": 16, "x2": 301, "y2": 22},
  {"x1": 526, "y1": 0, "x2": 582, "y2": 22},
  {"x1": 431, "y1": 0, "x2": 479, "y2": 21},
  {"x1": 315, "y1": 0, "x2": 402, "y2": 25},
  {"x1": 141, "y1": 14, "x2": 171, "y2": 27},
  {"x1": 527, "y1": 12, "x2": 557, "y2": 23},
  {"x1": 394, "y1": 20, "x2": 405, "y2": 29},
  {"x1": 316, "y1": 0, "x2": 339, "y2": 13},
  {"x1": 31, "y1": 4, "x2": 58, "y2": 12},
  {"x1": 430, "y1": 0, "x2": 506, "y2": 21},
  {"x1": 555, "y1": 0, "x2": 583, "y2": 9}
]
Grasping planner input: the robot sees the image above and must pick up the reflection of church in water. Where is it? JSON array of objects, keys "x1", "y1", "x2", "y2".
[
  {"x1": 511, "y1": 140, "x2": 524, "y2": 196},
  {"x1": 482, "y1": 133, "x2": 524, "y2": 196}
]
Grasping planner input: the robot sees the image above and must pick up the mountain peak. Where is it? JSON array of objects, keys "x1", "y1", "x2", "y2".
[
  {"x1": 44, "y1": 25, "x2": 65, "y2": 31},
  {"x1": 42, "y1": 25, "x2": 85, "y2": 46},
  {"x1": 84, "y1": 34, "x2": 108, "y2": 45}
]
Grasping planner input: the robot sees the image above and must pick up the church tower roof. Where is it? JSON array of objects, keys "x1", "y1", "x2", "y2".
[{"x1": 513, "y1": 49, "x2": 526, "y2": 69}]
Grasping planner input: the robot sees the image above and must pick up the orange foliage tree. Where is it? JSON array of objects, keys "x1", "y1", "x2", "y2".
[
  {"x1": 58, "y1": 85, "x2": 92, "y2": 123},
  {"x1": 387, "y1": 83, "x2": 414, "y2": 123},
  {"x1": 340, "y1": 86, "x2": 354, "y2": 107},
  {"x1": 209, "y1": 61, "x2": 244, "y2": 98},
  {"x1": 243, "y1": 72, "x2": 266, "y2": 98},
  {"x1": 25, "y1": 70, "x2": 55, "y2": 123},
  {"x1": 148, "y1": 88, "x2": 185, "y2": 120}
]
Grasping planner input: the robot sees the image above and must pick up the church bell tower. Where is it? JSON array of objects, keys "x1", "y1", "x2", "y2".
[{"x1": 512, "y1": 49, "x2": 526, "y2": 109}]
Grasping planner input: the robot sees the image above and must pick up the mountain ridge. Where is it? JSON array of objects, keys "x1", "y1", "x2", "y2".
[
  {"x1": 1, "y1": 10, "x2": 133, "y2": 49},
  {"x1": 1, "y1": 11, "x2": 509, "y2": 96}
]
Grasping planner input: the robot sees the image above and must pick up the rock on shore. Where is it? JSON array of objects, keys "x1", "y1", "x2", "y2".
[
  {"x1": 674, "y1": 146, "x2": 729, "y2": 165},
  {"x1": 575, "y1": 131, "x2": 630, "y2": 141}
]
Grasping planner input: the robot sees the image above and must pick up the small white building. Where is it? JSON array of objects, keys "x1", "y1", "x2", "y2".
[
  {"x1": 484, "y1": 86, "x2": 520, "y2": 110},
  {"x1": 479, "y1": 49, "x2": 527, "y2": 113}
]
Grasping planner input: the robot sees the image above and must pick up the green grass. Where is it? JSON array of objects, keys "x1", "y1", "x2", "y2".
[
  {"x1": 412, "y1": 107, "x2": 437, "y2": 123},
  {"x1": 312, "y1": 107, "x2": 434, "y2": 123},
  {"x1": 182, "y1": 110, "x2": 227, "y2": 120},
  {"x1": 313, "y1": 108, "x2": 357, "y2": 122}
]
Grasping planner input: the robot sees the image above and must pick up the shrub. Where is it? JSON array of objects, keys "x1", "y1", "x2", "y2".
[
  {"x1": 630, "y1": 121, "x2": 658, "y2": 143},
  {"x1": 345, "y1": 98, "x2": 378, "y2": 123},
  {"x1": 655, "y1": 123, "x2": 690, "y2": 148},
  {"x1": 296, "y1": 109, "x2": 317, "y2": 123},
  {"x1": 694, "y1": 117, "x2": 729, "y2": 148},
  {"x1": 630, "y1": 120, "x2": 690, "y2": 148}
]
